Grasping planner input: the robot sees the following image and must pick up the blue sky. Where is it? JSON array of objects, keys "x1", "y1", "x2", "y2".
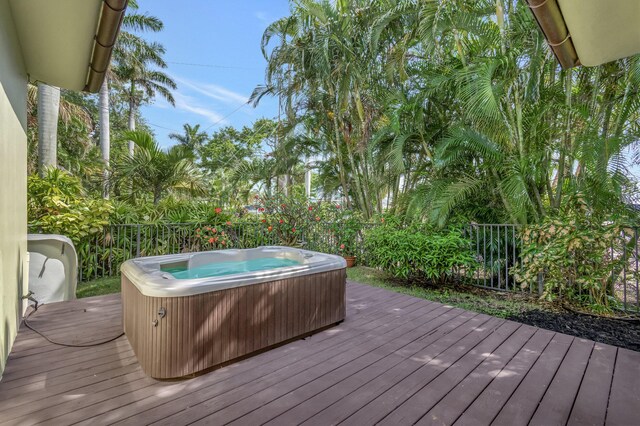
[{"x1": 137, "y1": 0, "x2": 291, "y2": 148}]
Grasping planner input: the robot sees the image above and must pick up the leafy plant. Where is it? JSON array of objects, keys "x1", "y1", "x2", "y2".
[
  {"x1": 514, "y1": 196, "x2": 636, "y2": 310},
  {"x1": 28, "y1": 169, "x2": 112, "y2": 244},
  {"x1": 254, "y1": 193, "x2": 320, "y2": 246},
  {"x1": 364, "y1": 219, "x2": 475, "y2": 284},
  {"x1": 114, "y1": 131, "x2": 204, "y2": 205},
  {"x1": 327, "y1": 205, "x2": 363, "y2": 257}
]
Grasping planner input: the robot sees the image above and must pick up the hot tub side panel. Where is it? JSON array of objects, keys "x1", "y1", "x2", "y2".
[{"x1": 122, "y1": 268, "x2": 346, "y2": 379}]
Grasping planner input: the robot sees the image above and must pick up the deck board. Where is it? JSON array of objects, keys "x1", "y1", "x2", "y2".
[{"x1": 0, "y1": 281, "x2": 638, "y2": 425}]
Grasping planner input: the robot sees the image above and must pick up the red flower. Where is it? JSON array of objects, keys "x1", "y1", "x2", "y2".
[
  {"x1": 340, "y1": 244, "x2": 345, "y2": 250},
  {"x1": 214, "y1": 207, "x2": 222, "y2": 214},
  {"x1": 262, "y1": 219, "x2": 266, "y2": 223},
  {"x1": 208, "y1": 237, "x2": 214, "y2": 243},
  {"x1": 336, "y1": 204, "x2": 341, "y2": 209},
  {"x1": 279, "y1": 219, "x2": 284, "y2": 224},
  {"x1": 258, "y1": 207, "x2": 265, "y2": 212},
  {"x1": 212, "y1": 228, "x2": 217, "y2": 233},
  {"x1": 226, "y1": 221, "x2": 232, "y2": 226},
  {"x1": 292, "y1": 228, "x2": 296, "y2": 232},
  {"x1": 221, "y1": 240, "x2": 226, "y2": 246},
  {"x1": 268, "y1": 226, "x2": 273, "y2": 232},
  {"x1": 308, "y1": 206, "x2": 313, "y2": 211}
]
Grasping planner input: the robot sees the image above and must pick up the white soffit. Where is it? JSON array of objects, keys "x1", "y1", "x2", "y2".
[
  {"x1": 8, "y1": 0, "x2": 102, "y2": 91},
  {"x1": 558, "y1": 0, "x2": 640, "y2": 67}
]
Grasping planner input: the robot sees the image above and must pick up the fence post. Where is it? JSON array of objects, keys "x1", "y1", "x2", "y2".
[
  {"x1": 537, "y1": 272, "x2": 544, "y2": 296},
  {"x1": 136, "y1": 224, "x2": 141, "y2": 257}
]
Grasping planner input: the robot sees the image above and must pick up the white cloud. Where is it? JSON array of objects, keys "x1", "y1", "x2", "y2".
[
  {"x1": 175, "y1": 77, "x2": 249, "y2": 105},
  {"x1": 255, "y1": 11, "x2": 269, "y2": 25},
  {"x1": 172, "y1": 92, "x2": 227, "y2": 124}
]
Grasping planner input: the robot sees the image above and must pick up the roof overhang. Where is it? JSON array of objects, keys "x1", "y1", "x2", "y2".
[
  {"x1": 8, "y1": 0, "x2": 127, "y2": 93},
  {"x1": 527, "y1": 0, "x2": 640, "y2": 68}
]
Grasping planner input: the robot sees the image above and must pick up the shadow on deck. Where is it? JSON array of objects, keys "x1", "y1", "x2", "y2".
[{"x1": 0, "y1": 282, "x2": 639, "y2": 425}]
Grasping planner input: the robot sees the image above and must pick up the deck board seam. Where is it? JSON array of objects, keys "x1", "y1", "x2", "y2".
[
  {"x1": 603, "y1": 347, "x2": 619, "y2": 426},
  {"x1": 565, "y1": 342, "x2": 596, "y2": 425}
]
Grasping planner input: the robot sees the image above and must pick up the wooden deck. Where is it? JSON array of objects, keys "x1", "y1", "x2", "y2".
[{"x1": 0, "y1": 282, "x2": 639, "y2": 425}]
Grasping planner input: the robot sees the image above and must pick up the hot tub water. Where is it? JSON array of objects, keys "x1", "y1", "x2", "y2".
[{"x1": 165, "y1": 257, "x2": 302, "y2": 279}]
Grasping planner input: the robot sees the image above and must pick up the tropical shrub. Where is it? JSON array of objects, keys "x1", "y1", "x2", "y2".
[
  {"x1": 254, "y1": 193, "x2": 321, "y2": 246},
  {"x1": 327, "y1": 206, "x2": 363, "y2": 257},
  {"x1": 196, "y1": 225, "x2": 232, "y2": 250},
  {"x1": 28, "y1": 169, "x2": 112, "y2": 244},
  {"x1": 514, "y1": 197, "x2": 636, "y2": 310},
  {"x1": 113, "y1": 131, "x2": 205, "y2": 205},
  {"x1": 109, "y1": 198, "x2": 237, "y2": 224},
  {"x1": 364, "y1": 220, "x2": 475, "y2": 284}
]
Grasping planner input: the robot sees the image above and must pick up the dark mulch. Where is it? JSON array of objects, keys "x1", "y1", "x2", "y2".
[{"x1": 508, "y1": 310, "x2": 640, "y2": 352}]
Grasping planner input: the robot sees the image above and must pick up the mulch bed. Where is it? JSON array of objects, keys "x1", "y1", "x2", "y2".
[{"x1": 508, "y1": 310, "x2": 640, "y2": 352}]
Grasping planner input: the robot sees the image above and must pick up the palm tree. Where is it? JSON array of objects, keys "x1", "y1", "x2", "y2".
[
  {"x1": 379, "y1": 0, "x2": 640, "y2": 224},
  {"x1": 169, "y1": 124, "x2": 208, "y2": 159},
  {"x1": 231, "y1": 157, "x2": 278, "y2": 198},
  {"x1": 115, "y1": 41, "x2": 176, "y2": 156},
  {"x1": 252, "y1": 0, "x2": 394, "y2": 218},
  {"x1": 37, "y1": 83, "x2": 60, "y2": 176},
  {"x1": 99, "y1": 2, "x2": 166, "y2": 198},
  {"x1": 115, "y1": 130, "x2": 204, "y2": 205}
]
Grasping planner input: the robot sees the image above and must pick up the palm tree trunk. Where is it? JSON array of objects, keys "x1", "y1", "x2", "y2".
[
  {"x1": 99, "y1": 79, "x2": 111, "y2": 199},
  {"x1": 495, "y1": 0, "x2": 506, "y2": 54},
  {"x1": 128, "y1": 98, "x2": 136, "y2": 155},
  {"x1": 37, "y1": 83, "x2": 60, "y2": 176},
  {"x1": 554, "y1": 70, "x2": 573, "y2": 209},
  {"x1": 331, "y1": 115, "x2": 352, "y2": 208},
  {"x1": 346, "y1": 146, "x2": 369, "y2": 218}
]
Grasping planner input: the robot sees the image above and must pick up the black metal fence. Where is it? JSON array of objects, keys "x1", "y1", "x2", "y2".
[
  {"x1": 50, "y1": 222, "x2": 362, "y2": 282},
  {"x1": 465, "y1": 223, "x2": 640, "y2": 313},
  {"x1": 29, "y1": 221, "x2": 640, "y2": 312},
  {"x1": 465, "y1": 224, "x2": 521, "y2": 292}
]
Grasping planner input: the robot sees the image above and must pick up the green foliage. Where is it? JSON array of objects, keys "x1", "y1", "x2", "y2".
[
  {"x1": 28, "y1": 169, "x2": 112, "y2": 244},
  {"x1": 255, "y1": 193, "x2": 321, "y2": 247},
  {"x1": 255, "y1": 0, "x2": 640, "y2": 227},
  {"x1": 364, "y1": 219, "x2": 475, "y2": 284},
  {"x1": 109, "y1": 197, "x2": 242, "y2": 224},
  {"x1": 114, "y1": 131, "x2": 204, "y2": 205},
  {"x1": 325, "y1": 205, "x2": 363, "y2": 256},
  {"x1": 515, "y1": 196, "x2": 637, "y2": 309}
]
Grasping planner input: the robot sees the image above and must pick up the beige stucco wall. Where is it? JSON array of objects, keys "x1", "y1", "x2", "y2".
[{"x1": 0, "y1": 0, "x2": 28, "y2": 379}]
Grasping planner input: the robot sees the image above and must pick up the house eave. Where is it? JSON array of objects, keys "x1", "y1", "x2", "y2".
[
  {"x1": 526, "y1": 0, "x2": 640, "y2": 68},
  {"x1": 8, "y1": 0, "x2": 127, "y2": 92}
]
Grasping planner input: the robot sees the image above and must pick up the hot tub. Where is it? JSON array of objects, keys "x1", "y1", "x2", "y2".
[{"x1": 121, "y1": 246, "x2": 346, "y2": 379}]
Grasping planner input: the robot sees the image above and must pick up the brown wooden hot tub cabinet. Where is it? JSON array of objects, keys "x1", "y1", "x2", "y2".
[{"x1": 122, "y1": 269, "x2": 346, "y2": 379}]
